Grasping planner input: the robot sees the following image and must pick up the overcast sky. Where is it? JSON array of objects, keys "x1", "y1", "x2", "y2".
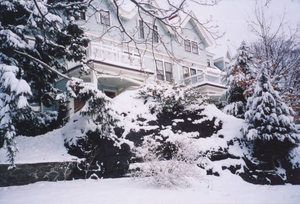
[{"x1": 192, "y1": 0, "x2": 300, "y2": 54}]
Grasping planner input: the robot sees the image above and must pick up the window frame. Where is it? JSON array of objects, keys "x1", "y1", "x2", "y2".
[
  {"x1": 165, "y1": 62, "x2": 173, "y2": 82},
  {"x1": 139, "y1": 20, "x2": 145, "y2": 39},
  {"x1": 190, "y1": 68, "x2": 197, "y2": 76},
  {"x1": 156, "y1": 60, "x2": 164, "y2": 80},
  {"x1": 192, "y1": 41, "x2": 198, "y2": 54},
  {"x1": 184, "y1": 39, "x2": 191, "y2": 52},
  {"x1": 152, "y1": 25, "x2": 159, "y2": 43},
  {"x1": 207, "y1": 59, "x2": 211, "y2": 67},
  {"x1": 80, "y1": 11, "x2": 86, "y2": 21},
  {"x1": 100, "y1": 10, "x2": 110, "y2": 26}
]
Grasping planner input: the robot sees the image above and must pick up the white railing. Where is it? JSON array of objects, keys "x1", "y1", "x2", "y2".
[
  {"x1": 183, "y1": 73, "x2": 225, "y2": 87},
  {"x1": 88, "y1": 42, "x2": 142, "y2": 67}
]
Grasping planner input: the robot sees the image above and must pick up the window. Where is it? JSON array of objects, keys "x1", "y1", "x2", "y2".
[
  {"x1": 100, "y1": 10, "x2": 110, "y2": 26},
  {"x1": 156, "y1": 60, "x2": 164, "y2": 80},
  {"x1": 183, "y1": 66, "x2": 189, "y2": 78},
  {"x1": 139, "y1": 20, "x2": 144, "y2": 39},
  {"x1": 184, "y1": 40, "x2": 191, "y2": 52},
  {"x1": 165, "y1": 62, "x2": 173, "y2": 82},
  {"x1": 192, "y1": 42, "x2": 198, "y2": 54},
  {"x1": 207, "y1": 59, "x2": 211, "y2": 67},
  {"x1": 190, "y1": 68, "x2": 196, "y2": 76},
  {"x1": 153, "y1": 25, "x2": 159, "y2": 43},
  {"x1": 80, "y1": 11, "x2": 86, "y2": 20},
  {"x1": 156, "y1": 61, "x2": 173, "y2": 81}
]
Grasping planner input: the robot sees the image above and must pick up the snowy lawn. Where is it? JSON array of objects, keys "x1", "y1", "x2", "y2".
[{"x1": 1, "y1": 171, "x2": 300, "y2": 204}]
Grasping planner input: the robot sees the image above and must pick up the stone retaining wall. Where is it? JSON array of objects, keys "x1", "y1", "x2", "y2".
[{"x1": 0, "y1": 161, "x2": 77, "y2": 187}]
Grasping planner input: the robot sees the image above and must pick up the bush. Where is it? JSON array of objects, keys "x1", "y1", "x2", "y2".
[
  {"x1": 138, "y1": 82, "x2": 206, "y2": 114},
  {"x1": 131, "y1": 132, "x2": 203, "y2": 188}
]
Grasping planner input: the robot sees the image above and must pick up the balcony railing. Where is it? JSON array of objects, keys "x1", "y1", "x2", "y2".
[
  {"x1": 183, "y1": 72, "x2": 226, "y2": 87},
  {"x1": 88, "y1": 42, "x2": 142, "y2": 67}
]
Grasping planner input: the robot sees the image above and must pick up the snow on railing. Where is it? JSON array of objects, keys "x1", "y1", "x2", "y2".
[
  {"x1": 88, "y1": 42, "x2": 142, "y2": 67},
  {"x1": 183, "y1": 72, "x2": 225, "y2": 87}
]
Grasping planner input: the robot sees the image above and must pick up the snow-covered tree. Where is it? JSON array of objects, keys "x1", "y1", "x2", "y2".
[
  {"x1": 0, "y1": 0, "x2": 89, "y2": 166},
  {"x1": 242, "y1": 64, "x2": 298, "y2": 169},
  {"x1": 248, "y1": 0, "x2": 300, "y2": 121},
  {"x1": 0, "y1": 65, "x2": 32, "y2": 168},
  {"x1": 223, "y1": 41, "x2": 255, "y2": 118}
]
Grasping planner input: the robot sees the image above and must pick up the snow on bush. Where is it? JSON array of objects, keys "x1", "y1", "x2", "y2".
[
  {"x1": 131, "y1": 129, "x2": 203, "y2": 188},
  {"x1": 138, "y1": 82, "x2": 207, "y2": 114}
]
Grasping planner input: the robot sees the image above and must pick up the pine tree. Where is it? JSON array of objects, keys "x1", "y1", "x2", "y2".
[
  {"x1": 223, "y1": 41, "x2": 255, "y2": 118},
  {"x1": 0, "y1": 65, "x2": 32, "y2": 168},
  {"x1": 0, "y1": 0, "x2": 88, "y2": 166},
  {"x1": 242, "y1": 64, "x2": 298, "y2": 169}
]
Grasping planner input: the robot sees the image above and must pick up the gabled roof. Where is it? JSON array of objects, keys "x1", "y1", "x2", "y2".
[
  {"x1": 179, "y1": 11, "x2": 213, "y2": 47},
  {"x1": 106, "y1": 0, "x2": 174, "y2": 33},
  {"x1": 209, "y1": 45, "x2": 233, "y2": 62},
  {"x1": 106, "y1": 0, "x2": 212, "y2": 43}
]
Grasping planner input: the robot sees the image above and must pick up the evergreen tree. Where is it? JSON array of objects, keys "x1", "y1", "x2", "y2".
[
  {"x1": 242, "y1": 64, "x2": 298, "y2": 169},
  {"x1": 223, "y1": 41, "x2": 255, "y2": 118},
  {"x1": 0, "y1": 0, "x2": 88, "y2": 166}
]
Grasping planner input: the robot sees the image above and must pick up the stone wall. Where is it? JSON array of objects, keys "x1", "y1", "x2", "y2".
[{"x1": 0, "y1": 161, "x2": 77, "y2": 187}]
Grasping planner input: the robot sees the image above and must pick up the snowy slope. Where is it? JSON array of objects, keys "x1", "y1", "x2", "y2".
[{"x1": 0, "y1": 129, "x2": 76, "y2": 164}]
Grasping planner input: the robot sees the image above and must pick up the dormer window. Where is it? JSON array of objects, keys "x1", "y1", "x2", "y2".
[
  {"x1": 192, "y1": 42, "x2": 198, "y2": 54},
  {"x1": 184, "y1": 40, "x2": 191, "y2": 52},
  {"x1": 100, "y1": 10, "x2": 110, "y2": 26},
  {"x1": 185, "y1": 39, "x2": 199, "y2": 54}
]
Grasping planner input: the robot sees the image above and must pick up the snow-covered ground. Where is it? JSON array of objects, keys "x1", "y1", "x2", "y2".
[
  {"x1": 1, "y1": 172, "x2": 300, "y2": 204},
  {"x1": 0, "y1": 129, "x2": 76, "y2": 164}
]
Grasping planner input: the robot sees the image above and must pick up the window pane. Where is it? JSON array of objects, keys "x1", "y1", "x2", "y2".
[
  {"x1": 183, "y1": 66, "x2": 189, "y2": 78},
  {"x1": 100, "y1": 10, "x2": 110, "y2": 26},
  {"x1": 190, "y1": 68, "x2": 196, "y2": 76},
  {"x1": 184, "y1": 40, "x2": 191, "y2": 52},
  {"x1": 153, "y1": 25, "x2": 158, "y2": 43},
  {"x1": 192, "y1": 42, "x2": 198, "y2": 54},
  {"x1": 156, "y1": 60, "x2": 164, "y2": 80},
  {"x1": 80, "y1": 11, "x2": 86, "y2": 20},
  {"x1": 165, "y1": 62, "x2": 172, "y2": 82},
  {"x1": 139, "y1": 20, "x2": 144, "y2": 39}
]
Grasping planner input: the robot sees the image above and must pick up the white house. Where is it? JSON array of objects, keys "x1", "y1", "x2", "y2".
[{"x1": 54, "y1": 0, "x2": 229, "y2": 114}]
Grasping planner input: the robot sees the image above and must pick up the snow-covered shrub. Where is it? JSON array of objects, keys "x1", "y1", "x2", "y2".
[
  {"x1": 65, "y1": 78, "x2": 130, "y2": 179},
  {"x1": 138, "y1": 82, "x2": 206, "y2": 114},
  {"x1": 15, "y1": 111, "x2": 58, "y2": 137},
  {"x1": 131, "y1": 131, "x2": 203, "y2": 188}
]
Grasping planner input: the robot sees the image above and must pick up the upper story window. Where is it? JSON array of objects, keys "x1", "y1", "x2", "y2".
[
  {"x1": 192, "y1": 42, "x2": 198, "y2": 54},
  {"x1": 156, "y1": 60, "x2": 164, "y2": 80},
  {"x1": 185, "y1": 39, "x2": 199, "y2": 55},
  {"x1": 184, "y1": 40, "x2": 191, "y2": 52},
  {"x1": 100, "y1": 10, "x2": 110, "y2": 26},
  {"x1": 139, "y1": 20, "x2": 145, "y2": 39},
  {"x1": 139, "y1": 20, "x2": 159, "y2": 43},
  {"x1": 156, "y1": 60, "x2": 173, "y2": 82},
  {"x1": 153, "y1": 25, "x2": 159, "y2": 43},
  {"x1": 165, "y1": 62, "x2": 173, "y2": 82}
]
